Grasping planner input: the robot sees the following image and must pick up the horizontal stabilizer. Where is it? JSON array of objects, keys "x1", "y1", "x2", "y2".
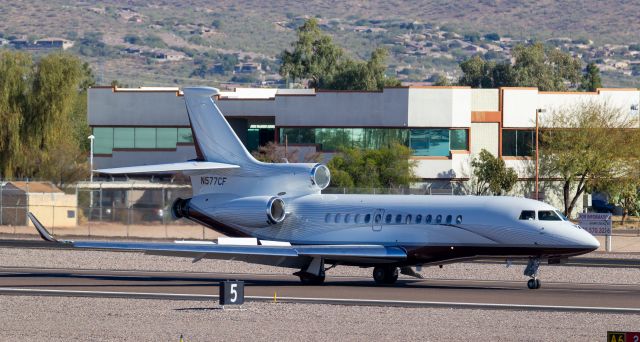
[{"x1": 94, "y1": 161, "x2": 239, "y2": 174}]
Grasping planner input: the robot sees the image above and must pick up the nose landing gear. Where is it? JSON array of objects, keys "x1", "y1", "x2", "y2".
[{"x1": 524, "y1": 257, "x2": 542, "y2": 289}]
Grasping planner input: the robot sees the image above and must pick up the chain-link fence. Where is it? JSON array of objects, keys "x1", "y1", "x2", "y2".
[{"x1": 1, "y1": 181, "x2": 638, "y2": 238}]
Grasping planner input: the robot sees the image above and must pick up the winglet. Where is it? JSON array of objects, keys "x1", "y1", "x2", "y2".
[{"x1": 27, "y1": 212, "x2": 60, "y2": 243}]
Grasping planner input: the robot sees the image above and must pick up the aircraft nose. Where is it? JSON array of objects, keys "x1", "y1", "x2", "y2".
[{"x1": 581, "y1": 230, "x2": 600, "y2": 250}]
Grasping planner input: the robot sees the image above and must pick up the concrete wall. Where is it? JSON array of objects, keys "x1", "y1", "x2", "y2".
[
  {"x1": 275, "y1": 88, "x2": 409, "y2": 127},
  {"x1": 503, "y1": 88, "x2": 640, "y2": 128},
  {"x1": 413, "y1": 153, "x2": 471, "y2": 179},
  {"x1": 94, "y1": 145, "x2": 197, "y2": 169},
  {"x1": 89, "y1": 88, "x2": 188, "y2": 126},
  {"x1": 470, "y1": 123, "x2": 499, "y2": 155},
  {"x1": 407, "y1": 87, "x2": 471, "y2": 127},
  {"x1": 471, "y1": 89, "x2": 499, "y2": 111}
]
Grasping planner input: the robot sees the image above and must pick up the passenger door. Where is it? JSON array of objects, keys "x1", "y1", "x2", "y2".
[{"x1": 372, "y1": 209, "x2": 384, "y2": 232}]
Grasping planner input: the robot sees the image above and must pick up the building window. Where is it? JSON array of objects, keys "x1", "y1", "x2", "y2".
[
  {"x1": 92, "y1": 127, "x2": 194, "y2": 155},
  {"x1": 502, "y1": 130, "x2": 534, "y2": 157},
  {"x1": 177, "y1": 128, "x2": 194, "y2": 143},
  {"x1": 157, "y1": 128, "x2": 178, "y2": 149},
  {"x1": 93, "y1": 127, "x2": 113, "y2": 154},
  {"x1": 113, "y1": 128, "x2": 134, "y2": 148},
  {"x1": 279, "y1": 127, "x2": 467, "y2": 156}
]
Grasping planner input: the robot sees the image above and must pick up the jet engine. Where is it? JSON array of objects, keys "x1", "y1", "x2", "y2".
[{"x1": 172, "y1": 196, "x2": 286, "y2": 227}]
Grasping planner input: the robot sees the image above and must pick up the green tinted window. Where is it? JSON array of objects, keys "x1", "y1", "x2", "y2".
[
  {"x1": 410, "y1": 128, "x2": 449, "y2": 156},
  {"x1": 113, "y1": 128, "x2": 134, "y2": 148},
  {"x1": 156, "y1": 128, "x2": 177, "y2": 148},
  {"x1": 450, "y1": 129, "x2": 468, "y2": 150},
  {"x1": 93, "y1": 127, "x2": 113, "y2": 154},
  {"x1": 177, "y1": 128, "x2": 193, "y2": 143},
  {"x1": 502, "y1": 130, "x2": 534, "y2": 156},
  {"x1": 135, "y1": 128, "x2": 156, "y2": 148}
]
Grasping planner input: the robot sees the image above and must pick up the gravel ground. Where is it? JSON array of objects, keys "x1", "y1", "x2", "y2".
[
  {"x1": 0, "y1": 247, "x2": 638, "y2": 285},
  {"x1": 0, "y1": 296, "x2": 638, "y2": 342},
  {"x1": 0, "y1": 247, "x2": 639, "y2": 341}
]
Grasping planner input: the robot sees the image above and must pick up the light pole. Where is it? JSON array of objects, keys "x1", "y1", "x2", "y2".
[
  {"x1": 88, "y1": 135, "x2": 95, "y2": 213},
  {"x1": 535, "y1": 109, "x2": 546, "y2": 201}
]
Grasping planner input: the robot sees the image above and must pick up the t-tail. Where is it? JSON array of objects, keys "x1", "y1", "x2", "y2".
[
  {"x1": 95, "y1": 86, "x2": 331, "y2": 227},
  {"x1": 183, "y1": 87, "x2": 259, "y2": 167}
]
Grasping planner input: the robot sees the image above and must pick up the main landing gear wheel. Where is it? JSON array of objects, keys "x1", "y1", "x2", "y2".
[
  {"x1": 527, "y1": 278, "x2": 541, "y2": 289},
  {"x1": 373, "y1": 266, "x2": 399, "y2": 285}
]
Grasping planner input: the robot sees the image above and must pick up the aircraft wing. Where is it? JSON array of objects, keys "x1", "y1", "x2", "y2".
[
  {"x1": 94, "y1": 161, "x2": 239, "y2": 174},
  {"x1": 28, "y1": 213, "x2": 406, "y2": 265}
]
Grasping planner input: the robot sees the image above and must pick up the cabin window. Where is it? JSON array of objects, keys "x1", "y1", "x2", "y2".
[
  {"x1": 366, "y1": 214, "x2": 373, "y2": 224},
  {"x1": 415, "y1": 214, "x2": 422, "y2": 224},
  {"x1": 456, "y1": 215, "x2": 463, "y2": 224},
  {"x1": 519, "y1": 210, "x2": 536, "y2": 220},
  {"x1": 538, "y1": 210, "x2": 562, "y2": 221},
  {"x1": 325, "y1": 214, "x2": 332, "y2": 223},
  {"x1": 425, "y1": 214, "x2": 432, "y2": 224},
  {"x1": 395, "y1": 214, "x2": 402, "y2": 224},
  {"x1": 335, "y1": 213, "x2": 342, "y2": 223},
  {"x1": 406, "y1": 215, "x2": 412, "y2": 224},
  {"x1": 446, "y1": 215, "x2": 452, "y2": 224},
  {"x1": 344, "y1": 214, "x2": 351, "y2": 223},
  {"x1": 435, "y1": 215, "x2": 442, "y2": 224},
  {"x1": 385, "y1": 214, "x2": 392, "y2": 224},
  {"x1": 354, "y1": 214, "x2": 361, "y2": 223}
]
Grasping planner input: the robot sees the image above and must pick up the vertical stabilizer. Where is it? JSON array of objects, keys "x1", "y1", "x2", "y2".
[{"x1": 183, "y1": 87, "x2": 258, "y2": 166}]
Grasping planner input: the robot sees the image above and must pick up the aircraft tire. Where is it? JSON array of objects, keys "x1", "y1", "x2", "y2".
[
  {"x1": 527, "y1": 278, "x2": 541, "y2": 289},
  {"x1": 373, "y1": 266, "x2": 399, "y2": 285}
]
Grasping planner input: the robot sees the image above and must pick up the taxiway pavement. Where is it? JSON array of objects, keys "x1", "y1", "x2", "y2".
[{"x1": 0, "y1": 266, "x2": 638, "y2": 313}]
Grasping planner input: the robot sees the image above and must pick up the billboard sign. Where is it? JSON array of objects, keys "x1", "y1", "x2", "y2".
[{"x1": 578, "y1": 213, "x2": 612, "y2": 236}]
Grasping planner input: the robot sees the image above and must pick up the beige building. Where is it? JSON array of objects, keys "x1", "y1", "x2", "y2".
[{"x1": 0, "y1": 182, "x2": 77, "y2": 227}]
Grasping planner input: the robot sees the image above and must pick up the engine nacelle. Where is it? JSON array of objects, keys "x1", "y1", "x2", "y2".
[{"x1": 172, "y1": 196, "x2": 286, "y2": 227}]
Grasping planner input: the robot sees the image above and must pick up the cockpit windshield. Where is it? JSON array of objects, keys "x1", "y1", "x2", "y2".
[
  {"x1": 538, "y1": 210, "x2": 562, "y2": 221},
  {"x1": 554, "y1": 210, "x2": 569, "y2": 221}
]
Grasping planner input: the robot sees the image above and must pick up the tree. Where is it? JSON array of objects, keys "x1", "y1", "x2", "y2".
[
  {"x1": 540, "y1": 101, "x2": 640, "y2": 218},
  {"x1": 0, "y1": 51, "x2": 91, "y2": 186},
  {"x1": 579, "y1": 62, "x2": 602, "y2": 92},
  {"x1": 511, "y1": 43, "x2": 581, "y2": 91},
  {"x1": 279, "y1": 18, "x2": 399, "y2": 90},
  {"x1": 458, "y1": 43, "x2": 581, "y2": 91},
  {"x1": 0, "y1": 51, "x2": 31, "y2": 179},
  {"x1": 606, "y1": 174, "x2": 640, "y2": 225},
  {"x1": 470, "y1": 149, "x2": 518, "y2": 195},
  {"x1": 327, "y1": 143, "x2": 416, "y2": 189}
]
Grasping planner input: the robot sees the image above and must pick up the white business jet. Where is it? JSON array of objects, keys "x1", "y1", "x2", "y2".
[{"x1": 28, "y1": 87, "x2": 600, "y2": 289}]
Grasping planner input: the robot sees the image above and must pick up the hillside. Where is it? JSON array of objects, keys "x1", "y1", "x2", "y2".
[{"x1": 0, "y1": 0, "x2": 638, "y2": 88}]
